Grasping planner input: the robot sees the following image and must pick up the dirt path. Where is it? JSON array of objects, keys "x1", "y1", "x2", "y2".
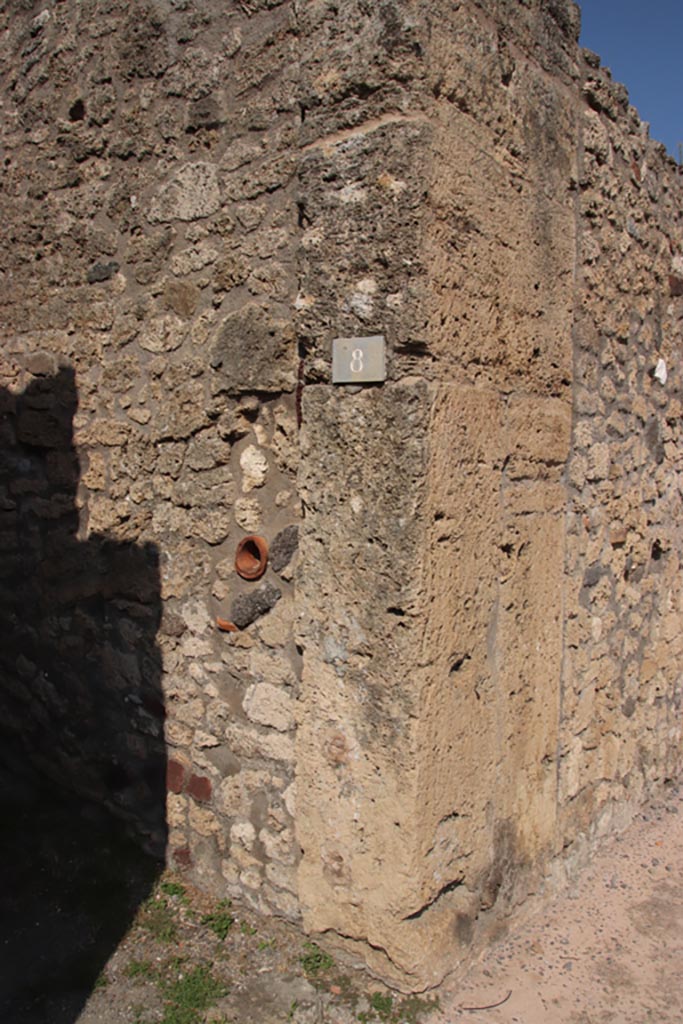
[{"x1": 438, "y1": 786, "x2": 683, "y2": 1024}]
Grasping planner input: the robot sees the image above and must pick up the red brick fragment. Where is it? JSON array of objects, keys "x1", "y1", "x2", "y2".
[
  {"x1": 187, "y1": 774, "x2": 212, "y2": 803},
  {"x1": 173, "y1": 846, "x2": 192, "y2": 868},
  {"x1": 167, "y1": 759, "x2": 186, "y2": 794},
  {"x1": 669, "y1": 274, "x2": 683, "y2": 297}
]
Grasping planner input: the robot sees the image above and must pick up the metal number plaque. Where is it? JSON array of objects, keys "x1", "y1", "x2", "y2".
[{"x1": 332, "y1": 335, "x2": 386, "y2": 384}]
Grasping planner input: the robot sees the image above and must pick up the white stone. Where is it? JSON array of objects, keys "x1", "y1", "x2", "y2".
[
  {"x1": 240, "y1": 445, "x2": 268, "y2": 492},
  {"x1": 231, "y1": 821, "x2": 256, "y2": 848},
  {"x1": 235, "y1": 496, "x2": 262, "y2": 531},
  {"x1": 283, "y1": 781, "x2": 297, "y2": 818}
]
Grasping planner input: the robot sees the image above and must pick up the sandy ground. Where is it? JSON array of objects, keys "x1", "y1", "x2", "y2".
[{"x1": 438, "y1": 786, "x2": 683, "y2": 1024}]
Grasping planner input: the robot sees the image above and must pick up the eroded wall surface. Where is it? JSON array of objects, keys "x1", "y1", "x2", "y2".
[
  {"x1": 1, "y1": 0, "x2": 682, "y2": 992},
  {"x1": 295, "y1": 0, "x2": 683, "y2": 989}
]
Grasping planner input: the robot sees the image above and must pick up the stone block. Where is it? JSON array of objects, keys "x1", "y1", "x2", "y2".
[
  {"x1": 244, "y1": 683, "x2": 295, "y2": 733},
  {"x1": 149, "y1": 162, "x2": 221, "y2": 223},
  {"x1": 210, "y1": 304, "x2": 297, "y2": 395}
]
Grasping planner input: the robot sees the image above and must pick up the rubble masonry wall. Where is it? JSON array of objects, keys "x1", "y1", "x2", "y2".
[{"x1": 1, "y1": 0, "x2": 682, "y2": 990}]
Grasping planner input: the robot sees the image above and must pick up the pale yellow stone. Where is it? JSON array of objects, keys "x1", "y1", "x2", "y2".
[
  {"x1": 189, "y1": 803, "x2": 220, "y2": 837},
  {"x1": 244, "y1": 683, "x2": 295, "y2": 733}
]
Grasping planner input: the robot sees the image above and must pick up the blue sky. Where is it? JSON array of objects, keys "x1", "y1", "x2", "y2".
[{"x1": 579, "y1": 0, "x2": 682, "y2": 157}]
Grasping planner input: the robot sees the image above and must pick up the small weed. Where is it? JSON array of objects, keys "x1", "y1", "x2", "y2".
[
  {"x1": 287, "y1": 999, "x2": 299, "y2": 1021},
  {"x1": 300, "y1": 941, "x2": 334, "y2": 977},
  {"x1": 394, "y1": 994, "x2": 440, "y2": 1024},
  {"x1": 126, "y1": 959, "x2": 156, "y2": 981},
  {"x1": 240, "y1": 920, "x2": 257, "y2": 936},
  {"x1": 94, "y1": 972, "x2": 108, "y2": 990},
  {"x1": 356, "y1": 991, "x2": 439, "y2": 1024},
  {"x1": 161, "y1": 880, "x2": 188, "y2": 901},
  {"x1": 160, "y1": 963, "x2": 228, "y2": 1024},
  {"x1": 257, "y1": 937, "x2": 277, "y2": 951},
  {"x1": 140, "y1": 896, "x2": 178, "y2": 943},
  {"x1": 201, "y1": 899, "x2": 235, "y2": 940},
  {"x1": 369, "y1": 992, "x2": 393, "y2": 1019}
]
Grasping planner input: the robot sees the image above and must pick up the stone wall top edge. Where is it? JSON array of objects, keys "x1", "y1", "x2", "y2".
[{"x1": 580, "y1": 47, "x2": 681, "y2": 174}]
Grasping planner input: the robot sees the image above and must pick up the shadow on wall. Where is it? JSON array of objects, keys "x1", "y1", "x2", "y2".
[{"x1": 0, "y1": 367, "x2": 166, "y2": 1024}]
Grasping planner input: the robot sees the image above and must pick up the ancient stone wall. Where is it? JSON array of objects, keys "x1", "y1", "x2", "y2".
[
  {"x1": 559, "y1": 50, "x2": 683, "y2": 845},
  {"x1": 294, "y1": 0, "x2": 683, "y2": 988},
  {"x1": 0, "y1": 0, "x2": 302, "y2": 917},
  {"x1": 1, "y1": 0, "x2": 682, "y2": 993}
]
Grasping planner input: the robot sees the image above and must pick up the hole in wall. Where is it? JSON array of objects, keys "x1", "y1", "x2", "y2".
[
  {"x1": 450, "y1": 654, "x2": 471, "y2": 675},
  {"x1": 297, "y1": 200, "x2": 311, "y2": 229},
  {"x1": 234, "y1": 535, "x2": 268, "y2": 581},
  {"x1": 68, "y1": 98, "x2": 85, "y2": 122}
]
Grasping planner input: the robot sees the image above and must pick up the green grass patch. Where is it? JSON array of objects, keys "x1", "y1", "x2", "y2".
[
  {"x1": 369, "y1": 992, "x2": 393, "y2": 1019},
  {"x1": 140, "y1": 896, "x2": 178, "y2": 943},
  {"x1": 201, "y1": 899, "x2": 235, "y2": 940},
  {"x1": 160, "y1": 880, "x2": 188, "y2": 901},
  {"x1": 240, "y1": 920, "x2": 257, "y2": 936},
  {"x1": 300, "y1": 941, "x2": 334, "y2": 977},
  {"x1": 394, "y1": 994, "x2": 441, "y2": 1024},
  {"x1": 160, "y1": 963, "x2": 228, "y2": 1024},
  {"x1": 357, "y1": 991, "x2": 440, "y2": 1024},
  {"x1": 125, "y1": 959, "x2": 157, "y2": 981}
]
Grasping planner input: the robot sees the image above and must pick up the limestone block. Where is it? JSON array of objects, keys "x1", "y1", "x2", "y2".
[
  {"x1": 166, "y1": 792, "x2": 188, "y2": 829},
  {"x1": 189, "y1": 802, "x2": 220, "y2": 837},
  {"x1": 181, "y1": 599, "x2": 211, "y2": 636},
  {"x1": 260, "y1": 884, "x2": 299, "y2": 918},
  {"x1": 224, "y1": 723, "x2": 295, "y2": 764},
  {"x1": 240, "y1": 445, "x2": 268, "y2": 492},
  {"x1": 218, "y1": 770, "x2": 269, "y2": 818},
  {"x1": 170, "y1": 241, "x2": 219, "y2": 276},
  {"x1": 506, "y1": 396, "x2": 572, "y2": 474},
  {"x1": 258, "y1": 598, "x2": 295, "y2": 649},
  {"x1": 249, "y1": 648, "x2": 296, "y2": 687},
  {"x1": 259, "y1": 827, "x2": 296, "y2": 865},
  {"x1": 149, "y1": 162, "x2": 221, "y2": 223},
  {"x1": 234, "y1": 496, "x2": 262, "y2": 531},
  {"x1": 244, "y1": 683, "x2": 295, "y2": 732},
  {"x1": 230, "y1": 821, "x2": 256, "y2": 849},
  {"x1": 240, "y1": 866, "x2": 263, "y2": 891}
]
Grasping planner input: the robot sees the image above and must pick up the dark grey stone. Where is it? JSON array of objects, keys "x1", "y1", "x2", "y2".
[
  {"x1": 270, "y1": 525, "x2": 299, "y2": 574},
  {"x1": 186, "y1": 96, "x2": 223, "y2": 133},
  {"x1": 87, "y1": 261, "x2": 119, "y2": 284},
  {"x1": 231, "y1": 582, "x2": 281, "y2": 629},
  {"x1": 209, "y1": 304, "x2": 296, "y2": 395},
  {"x1": 583, "y1": 565, "x2": 603, "y2": 588}
]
